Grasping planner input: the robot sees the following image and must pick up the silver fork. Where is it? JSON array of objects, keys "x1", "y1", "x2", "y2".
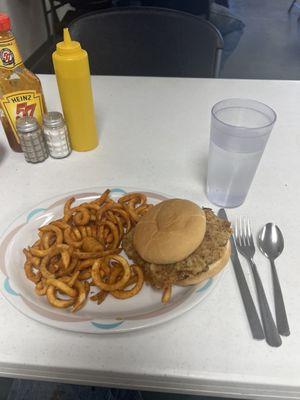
[{"x1": 235, "y1": 218, "x2": 282, "y2": 347}]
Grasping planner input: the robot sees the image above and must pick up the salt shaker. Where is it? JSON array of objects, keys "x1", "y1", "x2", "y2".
[
  {"x1": 43, "y1": 112, "x2": 71, "y2": 158},
  {"x1": 16, "y1": 116, "x2": 48, "y2": 163}
]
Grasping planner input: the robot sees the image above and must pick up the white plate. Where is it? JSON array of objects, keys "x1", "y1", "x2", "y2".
[{"x1": 0, "y1": 186, "x2": 222, "y2": 334}]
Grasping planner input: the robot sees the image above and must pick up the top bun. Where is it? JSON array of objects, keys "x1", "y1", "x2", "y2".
[{"x1": 133, "y1": 199, "x2": 206, "y2": 264}]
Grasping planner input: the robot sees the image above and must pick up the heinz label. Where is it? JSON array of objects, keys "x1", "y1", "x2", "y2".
[
  {"x1": 0, "y1": 37, "x2": 22, "y2": 70},
  {"x1": 0, "y1": 90, "x2": 44, "y2": 143}
]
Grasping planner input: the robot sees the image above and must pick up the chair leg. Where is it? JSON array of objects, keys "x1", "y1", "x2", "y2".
[
  {"x1": 41, "y1": 0, "x2": 51, "y2": 39},
  {"x1": 288, "y1": 0, "x2": 297, "y2": 13},
  {"x1": 49, "y1": 0, "x2": 62, "y2": 43}
]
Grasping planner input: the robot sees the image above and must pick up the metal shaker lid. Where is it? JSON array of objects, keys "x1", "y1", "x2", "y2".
[
  {"x1": 16, "y1": 116, "x2": 39, "y2": 133},
  {"x1": 43, "y1": 111, "x2": 65, "y2": 128}
]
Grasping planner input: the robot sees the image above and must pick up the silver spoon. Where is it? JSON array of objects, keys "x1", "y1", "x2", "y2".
[{"x1": 258, "y1": 223, "x2": 290, "y2": 336}]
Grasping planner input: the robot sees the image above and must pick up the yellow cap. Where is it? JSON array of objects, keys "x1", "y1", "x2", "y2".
[{"x1": 56, "y1": 28, "x2": 81, "y2": 55}]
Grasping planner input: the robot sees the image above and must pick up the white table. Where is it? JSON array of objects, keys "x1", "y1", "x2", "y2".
[{"x1": 0, "y1": 75, "x2": 299, "y2": 400}]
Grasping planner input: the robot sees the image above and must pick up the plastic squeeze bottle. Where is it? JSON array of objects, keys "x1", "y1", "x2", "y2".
[{"x1": 52, "y1": 28, "x2": 98, "y2": 151}]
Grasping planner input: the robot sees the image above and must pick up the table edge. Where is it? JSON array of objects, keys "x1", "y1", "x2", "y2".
[{"x1": 0, "y1": 364, "x2": 299, "y2": 400}]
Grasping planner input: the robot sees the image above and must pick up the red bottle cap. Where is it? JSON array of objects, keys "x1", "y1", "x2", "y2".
[{"x1": 0, "y1": 14, "x2": 11, "y2": 32}]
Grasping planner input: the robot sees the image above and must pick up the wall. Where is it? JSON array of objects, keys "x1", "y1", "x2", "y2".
[{"x1": 0, "y1": 0, "x2": 48, "y2": 60}]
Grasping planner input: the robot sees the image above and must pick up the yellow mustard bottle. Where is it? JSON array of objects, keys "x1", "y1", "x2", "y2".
[{"x1": 52, "y1": 28, "x2": 98, "y2": 151}]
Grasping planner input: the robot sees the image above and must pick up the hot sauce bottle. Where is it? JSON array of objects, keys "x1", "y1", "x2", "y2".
[{"x1": 0, "y1": 13, "x2": 47, "y2": 152}]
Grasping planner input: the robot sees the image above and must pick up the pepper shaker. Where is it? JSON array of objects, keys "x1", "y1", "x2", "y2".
[
  {"x1": 43, "y1": 111, "x2": 71, "y2": 159},
  {"x1": 16, "y1": 116, "x2": 48, "y2": 163}
]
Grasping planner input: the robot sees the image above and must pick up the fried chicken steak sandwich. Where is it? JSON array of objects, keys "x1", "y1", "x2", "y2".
[{"x1": 122, "y1": 199, "x2": 232, "y2": 289}]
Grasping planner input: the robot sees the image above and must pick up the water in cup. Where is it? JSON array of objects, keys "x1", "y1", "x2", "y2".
[
  {"x1": 207, "y1": 141, "x2": 263, "y2": 208},
  {"x1": 206, "y1": 99, "x2": 276, "y2": 208}
]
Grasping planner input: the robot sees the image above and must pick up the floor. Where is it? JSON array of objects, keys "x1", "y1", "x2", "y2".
[
  {"x1": 1, "y1": 1, "x2": 297, "y2": 399},
  {"x1": 0, "y1": 378, "x2": 225, "y2": 400},
  {"x1": 28, "y1": 0, "x2": 300, "y2": 81},
  {"x1": 0, "y1": 378, "x2": 12, "y2": 400},
  {"x1": 221, "y1": 0, "x2": 300, "y2": 79}
]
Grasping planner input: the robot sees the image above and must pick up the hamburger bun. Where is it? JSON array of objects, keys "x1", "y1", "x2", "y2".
[
  {"x1": 133, "y1": 199, "x2": 206, "y2": 264},
  {"x1": 176, "y1": 241, "x2": 231, "y2": 286}
]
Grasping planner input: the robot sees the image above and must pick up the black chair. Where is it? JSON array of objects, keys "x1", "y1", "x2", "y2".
[
  {"x1": 288, "y1": 0, "x2": 298, "y2": 12},
  {"x1": 68, "y1": 7, "x2": 223, "y2": 77},
  {"x1": 41, "y1": 0, "x2": 113, "y2": 39},
  {"x1": 137, "y1": 0, "x2": 211, "y2": 19}
]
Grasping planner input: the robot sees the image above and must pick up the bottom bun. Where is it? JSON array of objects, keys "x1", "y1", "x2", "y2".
[{"x1": 176, "y1": 241, "x2": 231, "y2": 286}]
